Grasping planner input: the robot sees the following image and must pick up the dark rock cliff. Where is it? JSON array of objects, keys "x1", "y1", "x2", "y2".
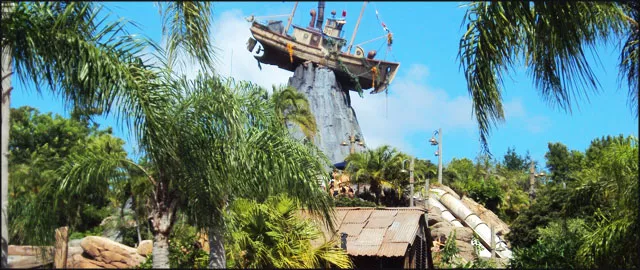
[{"x1": 286, "y1": 63, "x2": 365, "y2": 165}]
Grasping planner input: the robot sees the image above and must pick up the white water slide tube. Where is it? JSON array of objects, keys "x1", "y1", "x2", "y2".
[
  {"x1": 428, "y1": 197, "x2": 493, "y2": 258},
  {"x1": 430, "y1": 188, "x2": 513, "y2": 259}
]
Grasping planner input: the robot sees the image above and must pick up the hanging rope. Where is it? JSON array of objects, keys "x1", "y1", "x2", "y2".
[{"x1": 286, "y1": 43, "x2": 294, "y2": 63}]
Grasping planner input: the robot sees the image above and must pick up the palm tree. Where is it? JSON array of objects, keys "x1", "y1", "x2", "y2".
[
  {"x1": 1, "y1": 2, "x2": 154, "y2": 266},
  {"x1": 1, "y1": 2, "x2": 215, "y2": 267},
  {"x1": 571, "y1": 137, "x2": 638, "y2": 268},
  {"x1": 458, "y1": 1, "x2": 638, "y2": 152},
  {"x1": 56, "y1": 73, "x2": 334, "y2": 268},
  {"x1": 173, "y1": 78, "x2": 334, "y2": 269},
  {"x1": 226, "y1": 195, "x2": 352, "y2": 269},
  {"x1": 345, "y1": 145, "x2": 407, "y2": 204},
  {"x1": 270, "y1": 85, "x2": 318, "y2": 140}
]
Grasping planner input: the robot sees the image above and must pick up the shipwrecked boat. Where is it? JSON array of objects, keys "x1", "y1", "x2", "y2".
[{"x1": 246, "y1": 1, "x2": 400, "y2": 96}]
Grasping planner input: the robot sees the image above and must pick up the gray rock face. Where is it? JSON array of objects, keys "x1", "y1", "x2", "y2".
[{"x1": 287, "y1": 63, "x2": 365, "y2": 165}]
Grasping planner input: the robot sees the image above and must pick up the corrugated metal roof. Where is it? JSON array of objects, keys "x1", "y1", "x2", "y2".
[
  {"x1": 338, "y1": 223, "x2": 365, "y2": 237},
  {"x1": 365, "y1": 216, "x2": 395, "y2": 228},
  {"x1": 370, "y1": 209, "x2": 398, "y2": 218},
  {"x1": 302, "y1": 207, "x2": 426, "y2": 258},
  {"x1": 392, "y1": 212, "x2": 422, "y2": 243},
  {"x1": 376, "y1": 242, "x2": 409, "y2": 257},
  {"x1": 342, "y1": 209, "x2": 373, "y2": 224}
]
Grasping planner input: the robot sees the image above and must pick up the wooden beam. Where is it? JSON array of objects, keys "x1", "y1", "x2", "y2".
[{"x1": 54, "y1": 227, "x2": 68, "y2": 269}]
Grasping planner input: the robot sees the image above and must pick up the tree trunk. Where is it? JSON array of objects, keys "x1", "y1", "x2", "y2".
[
  {"x1": 207, "y1": 224, "x2": 226, "y2": 269},
  {"x1": 136, "y1": 221, "x2": 142, "y2": 245},
  {"x1": 149, "y1": 192, "x2": 177, "y2": 269},
  {"x1": 152, "y1": 232, "x2": 170, "y2": 268},
  {"x1": 1, "y1": 2, "x2": 13, "y2": 266}
]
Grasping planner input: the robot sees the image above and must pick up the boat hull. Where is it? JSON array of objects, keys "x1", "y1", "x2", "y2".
[{"x1": 248, "y1": 22, "x2": 399, "y2": 94}]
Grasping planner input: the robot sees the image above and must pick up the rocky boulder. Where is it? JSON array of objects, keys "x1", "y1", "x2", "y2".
[
  {"x1": 80, "y1": 236, "x2": 146, "y2": 268},
  {"x1": 431, "y1": 226, "x2": 475, "y2": 243},
  {"x1": 136, "y1": 240, "x2": 153, "y2": 256}
]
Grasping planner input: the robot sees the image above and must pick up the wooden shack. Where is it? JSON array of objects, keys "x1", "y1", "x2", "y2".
[{"x1": 301, "y1": 207, "x2": 433, "y2": 269}]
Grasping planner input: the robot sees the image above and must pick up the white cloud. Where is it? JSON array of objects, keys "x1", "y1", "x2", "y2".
[
  {"x1": 350, "y1": 64, "x2": 477, "y2": 155},
  {"x1": 524, "y1": 115, "x2": 551, "y2": 134},
  {"x1": 504, "y1": 98, "x2": 526, "y2": 119},
  {"x1": 211, "y1": 10, "x2": 293, "y2": 89},
  {"x1": 161, "y1": 9, "x2": 293, "y2": 90}
]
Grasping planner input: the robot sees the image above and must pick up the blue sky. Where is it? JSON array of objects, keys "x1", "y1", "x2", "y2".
[{"x1": 11, "y1": 1, "x2": 638, "y2": 169}]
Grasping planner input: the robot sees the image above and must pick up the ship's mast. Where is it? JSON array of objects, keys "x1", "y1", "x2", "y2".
[
  {"x1": 347, "y1": 1, "x2": 367, "y2": 54},
  {"x1": 284, "y1": 2, "x2": 299, "y2": 35}
]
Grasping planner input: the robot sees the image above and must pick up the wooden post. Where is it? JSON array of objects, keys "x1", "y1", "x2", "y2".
[
  {"x1": 409, "y1": 158, "x2": 415, "y2": 207},
  {"x1": 529, "y1": 160, "x2": 536, "y2": 201},
  {"x1": 54, "y1": 227, "x2": 68, "y2": 269},
  {"x1": 346, "y1": 1, "x2": 367, "y2": 54},
  {"x1": 284, "y1": 1, "x2": 299, "y2": 35}
]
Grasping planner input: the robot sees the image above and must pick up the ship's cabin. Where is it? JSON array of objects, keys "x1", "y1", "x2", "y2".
[
  {"x1": 261, "y1": 12, "x2": 348, "y2": 54},
  {"x1": 289, "y1": 20, "x2": 347, "y2": 53}
]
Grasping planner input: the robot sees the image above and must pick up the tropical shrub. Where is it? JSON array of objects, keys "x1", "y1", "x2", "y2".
[{"x1": 225, "y1": 195, "x2": 353, "y2": 269}]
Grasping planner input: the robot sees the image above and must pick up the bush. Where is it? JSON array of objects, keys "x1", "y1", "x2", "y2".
[
  {"x1": 168, "y1": 222, "x2": 209, "y2": 269},
  {"x1": 334, "y1": 195, "x2": 376, "y2": 207},
  {"x1": 509, "y1": 219, "x2": 588, "y2": 269}
]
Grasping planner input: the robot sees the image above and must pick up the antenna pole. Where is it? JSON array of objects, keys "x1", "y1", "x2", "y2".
[
  {"x1": 284, "y1": 2, "x2": 299, "y2": 35},
  {"x1": 347, "y1": 1, "x2": 367, "y2": 54}
]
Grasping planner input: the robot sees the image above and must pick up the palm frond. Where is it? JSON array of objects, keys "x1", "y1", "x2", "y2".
[
  {"x1": 458, "y1": 2, "x2": 628, "y2": 153},
  {"x1": 619, "y1": 1, "x2": 640, "y2": 117},
  {"x1": 158, "y1": 1, "x2": 216, "y2": 72},
  {"x1": 2, "y1": 2, "x2": 160, "y2": 126}
]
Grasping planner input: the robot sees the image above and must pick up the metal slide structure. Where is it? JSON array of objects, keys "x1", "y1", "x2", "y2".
[{"x1": 428, "y1": 188, "x2": 513, "y2": 259}]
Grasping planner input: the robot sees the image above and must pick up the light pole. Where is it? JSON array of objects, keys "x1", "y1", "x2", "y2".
[
  {"x1": 341, "y1": 131, "x2": 365, "y2": 154},
  {"x1": 429, "y1": 128, "x2": 443, "y2": 184},
  {"x1": 528, "y1": 160, "x2": 546, "y2": 201},
  {"x1": 401, "y1": 158, "x2": 415, "y2": 207}
]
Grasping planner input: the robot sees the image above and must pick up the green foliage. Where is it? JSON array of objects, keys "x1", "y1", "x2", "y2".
[
  {"x1": 434, "y1": 231, "x2": 466, "y2": 269},
  {"x1": 510, "y1": 219, "x2": 589, "y2": 269},
  {"x1": 458, "y1": 1, "x2": 632, "y2": 151},
  {"x1": 137, "y1": 219, "x2": 208, "y2": 269},
  {"x1": 465, "y1": 177, "x2": 504, "y2": 212},
  {"x1": 270, "y1": 85, "x2": 318, "y2": 140},
  {"x1": 509, "y1": 135, "x2": 639, "y2": 268},
  {"x1": 69, "y1": 226, "x2": 105, "y2": 241},
  {"x1": 225, "y1": 195, "x2": 353, "y2": 269},
  {"x1": 168, "y1": 221, "x2": 209, "y2": 269},
  {"x1": 506, "y1": 186, "x2": 573, "y2": 248},
  {"x1": 502, "y1": 147, "x2": 528, "y2": 171},
  {"x1": 572, "y1": 136, "x2": 639, "y2": 268},
  {"x1": 1, "y1": 2, "x2": 156, "y2": 117},
  {"x1": 344, "y1": 145, "x2": 435, "y2": 206},
  {"x1": 545, "y1": 142, "x2": 585, "y2": 186},
  {"x1": 334, "y1": 195, "x2": 376, "y2": 207},
  {"x1": 8, "y1": 106, "x2": 127, "y2": 245}
]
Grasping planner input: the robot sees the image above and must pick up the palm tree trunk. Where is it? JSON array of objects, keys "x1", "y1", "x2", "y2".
[
  {"x1": 207, "y1": 224, "x2": 226, "y2": 269},
  {"x1": 152, "y1": 231, "x2": 171, "y2": 268},
  {"x1": 1, "y1": 2, "x2": 13, "y2": 265},
  {"x1": 136, "y1": 221, "x2": 142, "y2": 245},
  {"x1": 150, "y1": 192, "x2": 178, "y2": 269}
]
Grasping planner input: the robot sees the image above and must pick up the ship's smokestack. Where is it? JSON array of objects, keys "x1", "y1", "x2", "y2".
[
  {"x1": 316, "y1": 1, "x2": 325, "y2": 29},
  {"x1": 309, "y1": 9, "x2": 316, "y2": 28}
]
